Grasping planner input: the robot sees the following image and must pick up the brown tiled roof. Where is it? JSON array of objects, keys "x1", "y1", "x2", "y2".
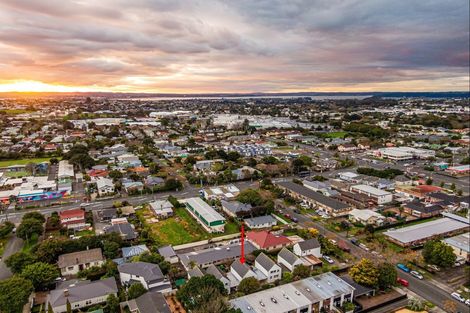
[{"x1": 58, "y1": 248, "x2": 104, "y2": 268}]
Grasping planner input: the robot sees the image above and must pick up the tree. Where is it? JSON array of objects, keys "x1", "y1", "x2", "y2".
[
  {"x1": 349, "y1": 258, "x2": 379, "y2": 287},
  {"x1": 106, "y1": 294, "x2": 120, "y2": 313},
  {"x1": 5, "y1": 251, "x2": 37, "y2": 273},
  {"x1": 292, "y1": 264, "x2": 311, "y2": 280},
  {"x1": 22, "y1": 211, "x2": 45, "y2": 223},
  {"x1": 0, "y1": 221, "x2": 14, "y2": 239},
  {"x1": 236, "y1": 189, "x2": 263, "y2": 206},
  {"x1": 127, "y1": 282, "x2": 147, "y2": 300},
  {"x1": 377, "y1": 263, "x2": 397, "y2": 290},
  {"x1": 237, "y1": 277, "x2": 261, "y2": 295},
  {"x1": 425, "y1": 177, "x2": 433, "y2": 185},
  {"x1": 0, "y1": 276, "x2": 34, "y2": 313},
  {"x1": 177, "y1": 275, "x2": 226, "y2": 311},
  {"x1": 422, "y1": 240, "x2": 456, "y2": 268},
  {"x1": 108, "y1": 170, "x2": 123, "y2": 181},
  {"x1": 21, "y1": 262, "x2": 60, "y2": 290},
  {"x1": 103, "y1": 240, "x2": 120, "y2": 259},
  {"x1": 16, "y1": 218, "x2": 43, "y2": 241}
]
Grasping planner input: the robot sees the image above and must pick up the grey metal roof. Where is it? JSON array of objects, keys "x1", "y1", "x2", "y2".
[
  {"x1": 296, "y1": 238, "x2": 320, "y2": 251},
  {"x1": 58, "y1": 248, "x2": 104, "y2": 268},
  {"x1": 244, "y1": 215, "x2": 276, "y2": 226},
  {"x1": 221, "y1": 200, "x2": 252, "y2": 214},
  {"x1": 278, "y1": 181, "x2": 350, "y2": 211},
  {"x1": 278, "y1": 247, "x2": 299, "y2": 266},
  {"x1": 118, "y1": 262, "x2": 164, "y2": 284},
  {"x1": 157, "y1": 245, "x2": 176, "y2": 258},
  {"x1": 179, "y1": 242, "x2": 256, "y2": 268},
  {"x1": 122, "y1": 245, "x2": 149, "y2": 259},
  {"x1": 231, "y1": 259, "x2": 251, "y2": 278},
  {"x1": 384, "y1": 217, "x2": 469, "y2": 244},
  {"x1": 105, "y1": 223, "x2": 137, "y2": 240},
  {"x1": 48, "y1": 277, "x2": 117, "y2": 308},
  {"x1": 255, "y1": 252, "x2": 276, "y2": 271},
  {"x1": 187, "y1": 267, "x2": 204, "y2": 278},
  {"x1": 205, "y1": 264, "x2": 224, "y2": 279},
  {"x1": 134, "y1": 291, "x2": 171, "y2": 313}
]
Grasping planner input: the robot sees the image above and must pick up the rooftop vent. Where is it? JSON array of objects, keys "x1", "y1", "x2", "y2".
[
  {"x1": 259, "y1": 301, "x2": 265, "y2": 307},
  {"x1": 271, "y1": 297, "x2": 277, "y2": 304}
]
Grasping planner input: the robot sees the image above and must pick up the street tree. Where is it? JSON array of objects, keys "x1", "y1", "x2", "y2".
[
  {"x1": 377, "y1": 262, "x2": 397, "y2": 290},
  {"x1": 422, "y1": 240, "x2": 456, "y2": 268},
  {"x1": 0, "y1": 276, "x2": 34, "y2": 313},
  {"x1": 21, "y1": 262, "x2": 60, "y2": 290},
  {"x1": 349, "y1": 258, "x2": 379, "y2": 287},
  {"x1": 5, "y1": 251, "x2": 37, "y2": 273}
]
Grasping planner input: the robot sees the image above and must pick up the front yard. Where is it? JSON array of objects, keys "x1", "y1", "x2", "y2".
[{"x1": 139, "y1": 207, "x2": 240, "y2": 246}]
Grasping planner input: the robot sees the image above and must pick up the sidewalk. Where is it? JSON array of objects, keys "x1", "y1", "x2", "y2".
[{"x1": 397, "y1": 287, "x2": 446, "y2": 313}]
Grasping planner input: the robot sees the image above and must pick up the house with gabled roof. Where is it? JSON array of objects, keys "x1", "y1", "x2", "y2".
[{"x1": 254, "y1": 252, "x2": 281, "y2": 283}]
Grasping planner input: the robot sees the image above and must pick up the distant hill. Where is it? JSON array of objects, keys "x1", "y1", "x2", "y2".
[{"x1": 0, "y1": 91, "x2": 468, "y2": 99}]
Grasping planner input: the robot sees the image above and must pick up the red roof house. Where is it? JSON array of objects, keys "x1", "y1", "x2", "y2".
[
  {"x1": 59, "y1": 209, "x2": 86, "y2": 228},
  {"x1": 246, "y1": 230, "x2": 291, "y2": 251}
]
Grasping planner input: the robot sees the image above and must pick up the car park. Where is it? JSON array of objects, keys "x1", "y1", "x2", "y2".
[
  {"x1": 451, "y1": 292, "x2": 466, "y2": 303},
  {"x1": 410, "y1": 271, "x2": 423, "y2": 280}
]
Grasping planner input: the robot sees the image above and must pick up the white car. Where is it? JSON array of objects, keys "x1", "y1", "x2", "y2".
[
  {"x1": 410, "y1": 271, "x2": 423, "y2": 280},
  {"x1": 323, "y1": 256, "x2": 334, "y2": 264},
  {"x1": 451, "y1": 292, "x2": 466, "y2": 303},
  {"x1": 465, "y1": 299, "x2": 470, "y2": 306}
]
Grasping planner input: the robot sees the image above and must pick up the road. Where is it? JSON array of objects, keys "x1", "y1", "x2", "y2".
[
  {"x1": 0, "y1": 235, "x2": 23, "y2": 280},
  {"x1": 398, "y1": 271, "x2": 468, "y2": 312},
  {"x1": 280, "y1": 204, "x2": 468, "y2": 311}
]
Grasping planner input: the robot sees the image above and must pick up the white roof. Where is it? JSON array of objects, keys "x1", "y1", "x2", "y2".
[
  {"x1": 349, "y1": 209, "x2": 384, "y2": 221},
  {"x1": 352, "y1": 184, "x2": 391, "y2": 196},
  {"x1": 182, "y1": 197, "x2": 226, "y2": 223},
  {"x1": 385, "y1": 218, "x2": 468, "y2": 244}
]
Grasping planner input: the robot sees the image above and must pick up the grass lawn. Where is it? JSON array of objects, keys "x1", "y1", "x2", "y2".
[
  {"x1": 0, "y1": 157, "x2": 54, "y2": 168},
  {"x1": 2, "y1": 109, "x2": 35, "y2": 115},
  {"x1": 5, "y1": 171, "x2": 29, "y2": 178},
  {"x1": 75, "y1": 229, "x2": 95, "y2": 237}
]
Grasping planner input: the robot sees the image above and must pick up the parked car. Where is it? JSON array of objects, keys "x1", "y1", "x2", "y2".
[
  {"x1": 451, "y1": 292, "x2": 466, "y2": 303},
  {"x1": 350, "y1": 238, "x2": 359, "y2": 246},
  {"x1": 410, "y1": 271, "x2": 423, "y2": 280},
  {"x1": 465, "y1": 299, "x2": 470, "y2": 306},
  {"x1": 291, "y1": 217, "x2": 298, "y2": 223},
  {"x1": 323, "y1": 256, "x2": 335, "y2": 264},
  {"x1": 427, "y1": 264, "x2": 441, "y2": 272},
  {"x1": 396, "y1": 263, "x2": 411, "y2": 273},
  {"x1": 359, "y1": 243, "x2": 370, "y2": 251},
  {"x1": 397, "y1": 278, "x2": 409, "y2": 287}
]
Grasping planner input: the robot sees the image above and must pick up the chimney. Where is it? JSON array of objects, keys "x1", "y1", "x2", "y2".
[{"x1": 64, "y1": 289, "x2": 69, "y2": 297}]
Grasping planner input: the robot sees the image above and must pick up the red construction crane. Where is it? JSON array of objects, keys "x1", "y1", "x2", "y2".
[{"x1": 240, "y1": 223, "x2": 245, "y2": 264}]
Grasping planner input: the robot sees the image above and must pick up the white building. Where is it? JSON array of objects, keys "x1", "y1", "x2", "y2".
[
  {"x1": 277, "y1": 247, "x2": 304, "y2": 272},
  {"x1": 349, "y1": 209, "x2": 386, "y2": 226},
  {"x1": 118, "y1": 262, "x2": 171, "y2": 292},
  {"x1": 255, "y1": 253, "x2": 282, "y2": 283},
  {"x1": 293, "y1": 238, "x2": 322, "y2": 258},
  {"x1": 58, "y1": 248, "x2": 105, "y2": 276},
  {"x1": 181, "y1": 197, "x2": 226, "y2": 233},
  {"x1": 351, "y1": 184, "x2": 393, "y2": 204},
  {"x1": 96, "y1": 177, "x2": 115, "y2": 196}
]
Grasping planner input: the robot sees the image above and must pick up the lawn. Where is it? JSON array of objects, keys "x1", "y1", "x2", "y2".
[
  {"x1": 2, "y1": 109, "x2": 35, "y2": 115},
  {"x1": 5, "y1": 171, "x2": 29, "y2": 178},
  {"x1": 0, "y1": 157, "x2": 53, "y2": 168},
  {"x1": 0, "y1": 237, "x2": 9, "y2": 256},
  {"x1": 22, "y1": 233, "x2": 38, "y2": 252}
]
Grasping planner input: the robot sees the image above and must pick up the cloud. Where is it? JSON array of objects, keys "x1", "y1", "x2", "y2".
[{"x1": 0, "y1": 0, "x2": 467, "y2": 92}]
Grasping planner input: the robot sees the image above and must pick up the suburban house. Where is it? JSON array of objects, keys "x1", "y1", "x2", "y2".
[
  {"x1": 104, "y1": 222, "x2": 137, "y2": 240},
  {"x1": 118, "y1": 262, "x2": 171, "y2": 292},
  {"x1": 59, "y1": 208, "x2": 86, "y2": 230},
  {"x1": 96, "y1": 177, "x2": 115, "y2": 196},
  {"x1": 254, "y1": 252, "x2": 282, "y2": 283},
  {"x1": 123, "y1": 291, "x2": 171, "y2": 313},
  {"x1": 149, "y1": 200, "x2": 174, "y2": 219},
  {"x1": 293, "y1": 238, "x2": 322, "y2": 258},
  {"x1": 244, "y1": 215, "x2": 277, "y2": 229},
  {"x1": 349, "y1": 209, "x2": 386, "y2": 226},
  {"x1": 157, "y1": 245, "x2": 179, "y2": 264},
  {"x1": 443, "y1": 232, "x2": 470, "y2": 262},
  {"x1": 58, "y1": 248, "x2": 105, "y2": 276},
  {"x1": 230, "y1": 259, "x2": 257, "y2": 282},
  {"x1": 122, "y1": 245, "x2": 150, "y2": 262},
  {"x1": 402, "y1": 201, "x2": 444, "y2": 218},
  {"x1": 205, "y1": 264, "x2": 231, "y2": 294},
  {"x1": 277, "y1": 247, "x2": 304, "y2": 272},
  {"x1": 246, "y1": 230, "x2": 292, "y2": 251},
  {"x1": 47, "y1": 278, "x2": 118, "y2": 313},
  {"x1": 221, "y1": 200, "x2": 252, "y2": 218}
]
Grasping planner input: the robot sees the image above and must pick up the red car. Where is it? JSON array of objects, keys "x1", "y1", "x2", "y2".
[{"x1": 397, "y1": 278, "x2": 409, "y2": 287}]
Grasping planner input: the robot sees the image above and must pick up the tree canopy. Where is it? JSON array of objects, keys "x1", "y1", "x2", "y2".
[
  {"x1": 349, "y1": 258, "x2": 379, "y2": 287},
  {"x1": 20, "y1": 262, "x2": 60, "y2": 290},
  {"x1": 237, "y1": 277, "x2": 261, "y2": 295},
  {"x1": 0, "y1": 276, "x2": 34, "y2": 313},
  {"x1": 177, "y1": 275, "x2": 226, "y2": 311},
  {"x1": 422, "y1": 240, "x2": 456, "y2": 268}
]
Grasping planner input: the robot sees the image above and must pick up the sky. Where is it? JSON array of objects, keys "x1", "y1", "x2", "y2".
[{"x1": 0, "y1": 0, "x2": 468, "y2": 93}]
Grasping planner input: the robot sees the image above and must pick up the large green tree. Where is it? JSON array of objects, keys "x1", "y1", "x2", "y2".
[
  {"x1": 292, "y1": 264, "x2": 311, "y2": 280},
  {"x1": 16, "y1": 218, "x2": 43, "y2": 241},
  {"x1": 5, "y1": 251, "x2": 37, "y2": 273},
  {"x1": 237, "y1": 277, "x2": 261, "y2": 295},
  {"x1": 106, "y1": 294, "x2": 120, "y2": 313},
  {"x1": 127, "y1": 283, "x2": 147, "y2": 300},
  {"x1": 0, "y1": 276, "x2": 34, "y2": 313},
  {"x1": 20, "y1": 262, "x2": 60, "y2": 290},
  {"x1": 0, "y1": 221, "x2": 14, "y2": 239},
  {"x1": 422, "y1": 240, "x2": 456, "y2": 268},
  {"x1": 177, "y1": 275, "x2": 226, "y2": 311},
  {"x1": 349, "y1": 258, "x2": 379, "y2": 287},
  {"x1": 377, "y1": 262, "x2": 397, "y2": 290}
]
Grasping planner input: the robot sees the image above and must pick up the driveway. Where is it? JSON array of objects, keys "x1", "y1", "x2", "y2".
[{"x1": 0, "y1": 235, "x2": 23, "y2": 280}]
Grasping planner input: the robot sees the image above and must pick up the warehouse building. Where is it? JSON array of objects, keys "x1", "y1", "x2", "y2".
[{"x1": 181, "y1": 197, "x2": 226, "y2": 233}]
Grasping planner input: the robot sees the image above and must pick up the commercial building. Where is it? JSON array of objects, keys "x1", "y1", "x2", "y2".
[
  {"x1": 374, "y1": 147, "x2": 435, "y2": 160},
  {"x1": 446, "y1": 165, "x2": 470, "y2": 176},
  {"x1": 277, "y1": 181, "x2": 351, "y2": 217},
  {"x1": 350, "y1": 185, "x2": 393, "y2": 205},
  {"x1": 384, "y1": 217, "x2": 469, "y2": 247},
  {"x1": 443, "y1": 232, "x2": 470, "y2": 262},
  {"x1": 203, "y1": 184, "x2": 240, "y2": 200},
  {"x1": 230, "y1": 272, "x2": 355, "y2": 313},
  {"x1": 181, "y1": 197, "x2": 226, "y2": 233}
]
